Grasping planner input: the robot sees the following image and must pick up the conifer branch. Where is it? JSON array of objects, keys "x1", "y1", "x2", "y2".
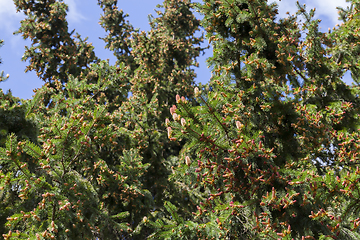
[
  {"x1": 294, "y1": 66, "x2": 310, "y2": 83},
  {"x1": 182, "y1": 125, "x2": 227, "y2": 152},
  {"x1": 65, "y1": 111, "x2": 104, "y2": 174},
  {"x1": 199, "y1": 94, "x2": 231, "y2": 144},
  {"x1": 10, "y1": 154, "x2": 30, "y2": 179}
]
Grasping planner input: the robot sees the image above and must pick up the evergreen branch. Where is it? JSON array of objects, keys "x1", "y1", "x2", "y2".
[
  {"x1": 65, "y1": 110, "x2": 103, "y2": 174},
  {"x1": 177, "y1": 101, "x2": 201, "y2": 125},
  {"x1": 343, "y1": 197, "x2": 360, "y2": 219},
  {"x1": 294, "y1": 66, "x2": 310, "y2": 83},
  {"x1": 237, "y1": 41, "x2": 241, "y2": 89},
  {"x1": 128, "y1": 101, "x2": 152, "y2": 141},
  {"x1": 22, "y1": 140, "x2": 63, "y2": 180},
  {"x1": 246, "y1": 0, "x2": 311, "y2": 88},
  {"x1": 52, "y1": 202, "x2": 56, "y2": 222},
  {"x1": 7, "y1": 137, "x2": 30, "y2": 179},
  {"x1": 10, "y1": 154, "x2": 30, "y2": 179},
  {"x1": 329, "y1": 53, "x2": 344, "y2": 81},
  {"x1": 246, "y1": 1, "x2": 267, "y2": 41},
  {"x1": 181, "y1": 125, "x2": 227, "y2": 152},
  {"x1": 60, "y1": 113, "x2": 79, "y2": 176},
  {"x1": 25, "y1": 89, "x2": 42, "y2": 119},
  {"x1": 23, "y1": 141, "x2": 42, "y2": 158},
  {"x1": 198, "y1": 94, "x2": 231, "y2": 144}
]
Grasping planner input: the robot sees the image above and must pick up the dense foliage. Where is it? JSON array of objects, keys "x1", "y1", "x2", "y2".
[{"x1": 2, "y1": 0, "x2": 360, "y2": 239}]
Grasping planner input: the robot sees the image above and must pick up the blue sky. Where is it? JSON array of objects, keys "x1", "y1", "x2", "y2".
[{"x1": 0, "y1": 0, "x2": 351, "y2": 99}]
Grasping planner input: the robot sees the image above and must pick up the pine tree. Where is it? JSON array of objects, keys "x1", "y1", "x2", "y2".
[
  {"x1": 0, "y1": 40, "x2": 39, "y2": 236},
  {"x1": 1, "y1": 0, "x2": 203, "y2": 239},
  {"x1": 0, "y1": 62, "x2": 154, "y2": 239},
  {"x1": 158, "y1": 0, "x2": 360, "y2": 239},
  {"x1": 13, "y1": 0, "x2": 98, "y2": 84},
  {"x1": 118, "y1": 0, "x2": 204, "y2": 236},
  {"x1": 4, "y1": 0, "x2": 360, "y2": 239},
  {"x1": 98, "y1": 0, "x2": 138, "y2": 74},
  {"x1": 97, "y1": 1, "x2": 204, "y2": 237}
]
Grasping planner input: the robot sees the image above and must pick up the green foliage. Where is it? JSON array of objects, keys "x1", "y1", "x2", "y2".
[
  {"x1": 147, "y1": 201, "x2": 199, "y2": 240},
  {"x1": 0, "y1": 91, "x2": 38, "y2": 148},
  {"x1": 98, "y1": 0, "x2": 138, "y2": 74},
  {"x1": 2, "y1": 0, "x2": 204, "y2": 238},
  {"x1": 165, "y1": 0, "x2": 360, "y2": 239},
  {"x1": 0, "y1": 91, "x2": 38, "y2": 236},
  {"x1": 0, "y1": 64, "x2": 154, "y2": 239},
  {"x1": 3, "y1": 0, "x2": 360, "y2": 239},
  {"x1": 118, "y1": 0, "x2": 204, "y2": 225},
  {"x1": 13, "y1": 0, "x2": 98, "y2": 84},
  {"x1": 1, "y1": 67, "x2": 152, "y2": 239}
]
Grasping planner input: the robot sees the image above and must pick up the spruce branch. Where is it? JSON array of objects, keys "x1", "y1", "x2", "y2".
[
  {"x1": 10, "y1": 151, "x2": 30, "y2": 179},
  {"x1": 65, "y1": 110, "x2": 104, "y2": 174},
  {"x1": 198, "y1": 94, "x2": 231, "y2": 144}
]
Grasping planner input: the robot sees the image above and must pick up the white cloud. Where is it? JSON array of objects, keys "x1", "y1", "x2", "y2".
[
  {"x1": 274, "y1": 0, "x2": 350, "y2": 29},
  {"x1": 0, "y1": 0, "x2": 19, "y2": 18},
  {"x1": 0, "y1": 0, "x2": 86, "y2": 48},
  {"x1": 63, "y1": 0, "x2": 87, "y2": 23},
  {"x1": 303, "y1": 0, "x2": 349, "y2": 26},
  {"x1": 0, "y1": 0, "x2": 26, "y2": 51},
  {"x1": 273, "y1": 0, "x2": 298, "y2": 18},
  {"x1": 0, "y1": 0, "x2": 86, "y2": 32},
  {"x1": 0, "y1": 0, "x2": 23, "y2": 34}
]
